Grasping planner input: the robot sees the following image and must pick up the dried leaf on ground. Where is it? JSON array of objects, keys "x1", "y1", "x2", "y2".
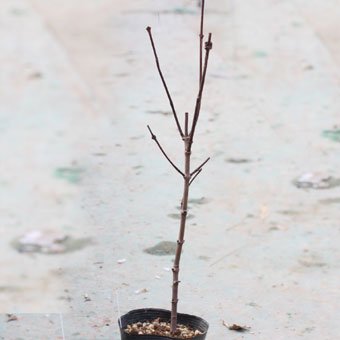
[
  {"x1": 134, "y1": 288, "x2": 149, "y2": 295},
  {"x1": 6, "y1": 314, "x2": 18, "y2": 322},
  {"x1": 222, "y1": 320, "x2": 250, "y2": 332}
]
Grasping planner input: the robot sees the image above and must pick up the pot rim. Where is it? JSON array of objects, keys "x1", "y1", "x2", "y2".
[{"x1": 119, "y1": 308, "x2": 209, "y2": 337}]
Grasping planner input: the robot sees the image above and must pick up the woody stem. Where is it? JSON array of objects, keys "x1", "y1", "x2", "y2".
[{"x1": 170, "y1": 137, "x2": 191, "y2": 334}]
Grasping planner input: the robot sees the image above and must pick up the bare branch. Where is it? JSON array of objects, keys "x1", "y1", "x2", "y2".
[
  {"x1": 199, "y1": 0, "x2": 205, "y2": 85},
  {"x1": 147, "y1": 125, "x2": 184, "y2": 177},
  {"x1": 190, "y1": 33, "x2": 213, "y2": 143},
  {"x1": 146, "y1": 27, "x2": 184, "y2": 137},
  {"x1": 191, "y1": 157, "x2": 210, "y2": 176},
  {"x1": 189, "y1": 169, "x2": 202, "y2": 186}
]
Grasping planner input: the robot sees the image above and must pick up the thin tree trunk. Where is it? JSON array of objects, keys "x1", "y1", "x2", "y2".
[
  {"x1": 171, "y1": 138, "x2": 191, "y2": 333},
  {"x1": 146, "y1": 1, "x2": 211, "y2": 334}
]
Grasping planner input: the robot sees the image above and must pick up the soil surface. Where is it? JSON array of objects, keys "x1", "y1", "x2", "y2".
[
  {"x1": 125, "y1": 319, "x2": 202, "y2": 339},
  {"x1": 1, "y1": 0, "x2": 340, "y2": 339}
]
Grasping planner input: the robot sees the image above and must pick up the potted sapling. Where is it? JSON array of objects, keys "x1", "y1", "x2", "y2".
[{"x1": 119, "y1": 1, "x2": 213, "y2": 339}]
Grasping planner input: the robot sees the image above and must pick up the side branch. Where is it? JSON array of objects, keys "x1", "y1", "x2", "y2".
[
  {"x1": 190, "y1": 33, "x2": 213, "y2": 143},
  {"x1": 147, "y1": 125, "x2": 184, "y2": 177},
  {"x1": 189, "y1": 169, "x2": 202, "y2": 186},
  {"x1": 191, "y1": 157, "x2": 210, "y2": 176},
  {"x1": 146, "y1": 27, "x2": 184, "y2": 137}
]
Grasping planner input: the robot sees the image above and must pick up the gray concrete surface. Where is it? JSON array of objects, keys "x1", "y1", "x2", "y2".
[{"x1": 0, "y1": 0, "x2": 339, "y2": 339}]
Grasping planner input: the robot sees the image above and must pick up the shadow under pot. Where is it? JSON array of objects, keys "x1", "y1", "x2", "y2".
[{"x1": 119, "y1": 308, "x2": 209, "y2": 340}]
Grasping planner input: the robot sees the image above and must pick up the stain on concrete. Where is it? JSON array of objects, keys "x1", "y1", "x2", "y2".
[
  {"x1": 92, "y1": 152, "x2": 107, "y2": 157},
  {"x1": 291, "y1": 21, "x2": 303, "y2": 28},
  {"x1": 225, "y1": 158, "x2": 252, "y2": 164},
  {"x1": 301, "y1": 327, "x2": 315, "y2": 334},
  {"x1": 10, "y1": 8, "x2": 27, "y2": 16},
  {"x1": 0, "y1": 286, "x2": 21, "y2": 293},
  {"x1": 146, "y1": 110, "x2": 171, "y2": 116},
  {"x1": 319, "y1": 197, "x2": 340, "y2": 205},
  {"x1": 198, "y1": 255, "x2": 211, "y2": 261},
  {"x1": 246, "y1": 302, "x2": 261, "y2": 308},
  {"x1": 299, "y1": 253, "x2": 327, "y2": 268},
  {"x1": 278, "y1": 210, "x2": 301, "y2": 216},
  {"x1": 28, "y1": 71, "x2": 43, "y2": 80},
  {"x1": 124, "y1": 8, "x2": 228, "y2": 16},
  {"x1": 124, "y1": 8, "x2": 196, "y2": 15},
  {"x1": 144, "y1": 241, "x2": 177, "y2": 256},
  {"x1": 254, "y1": 50, "x2": 268, "y2": 58},
  {"x1": 188, "y1": 197, "x2": 210, "y2": 205},
  {"x1": 54, "y1": 167, "x2": 84, "y2": 184},
  {"x1": 322, "y1": 129, "x2": 340, "y2": 142},
  {"x1": 114, "y1": 73, "x2": 129, "y2": 78},
  {"x1": 130, "y1": 135, "x2": 143, "y2": 140},
  {"x1": 172, "y1": 7, "x2": 196, "y2": 15}
]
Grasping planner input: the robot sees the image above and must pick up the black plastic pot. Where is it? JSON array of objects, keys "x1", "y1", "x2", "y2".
[{"x1": 119, "y1": 308, "x2": 209, "y2": 340}]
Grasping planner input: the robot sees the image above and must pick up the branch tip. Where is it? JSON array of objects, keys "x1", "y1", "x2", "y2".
[{"x1": 205, "y1": 34, "x2": 213, "y2": 50}]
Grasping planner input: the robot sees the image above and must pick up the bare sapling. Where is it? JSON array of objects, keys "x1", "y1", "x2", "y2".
[{"x1": 146, "y1": 0, "x2": 212, "y2": 335}]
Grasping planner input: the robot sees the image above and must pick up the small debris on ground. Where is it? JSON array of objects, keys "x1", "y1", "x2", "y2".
[
  {"x1": 13, "y1": 230, "x2": 92, "y2": 254},
  {"x1": 163, "y1": 267, "x2": 171, "y2": 272},
  {"x1": 15, "y1": 230, "x2": 67, "y2": 254},
  {"x1": 225, "y1": 158, "x2": 252, "y2": 164},
  {"x1": 294, "y1": 172, "x2": 340, "y2": 189},
  {"x1": 117, "y1": 258, "x2": 127, "y2": 264},
  {"x1": 84, "y1": 294, "x2": 91, "y2": 302},
  {"x1": 222, "y1": 320, "x2": 251, "y2": 332},
  {"x1": 134, "y1": 288, "x2": 149, "y2": 295},
  {"x1": 125, "y1": 318, "x2": 203, "y2": 339},
  {"x1": 92, "y1": 317, "x2": 112, "y2": 328},
  {"x1": 6, "y1": 314, "x2": 18, "y2": 322}
]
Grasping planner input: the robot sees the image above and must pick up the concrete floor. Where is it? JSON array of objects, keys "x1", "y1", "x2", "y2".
[{"x1": 0, "y1": 0, "x2": 339, "y2": 339}]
